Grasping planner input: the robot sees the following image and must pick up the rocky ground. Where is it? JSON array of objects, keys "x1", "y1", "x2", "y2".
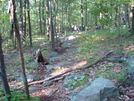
[{"x1": 4, "y1": 34, "x2": 134, "y2": 101}]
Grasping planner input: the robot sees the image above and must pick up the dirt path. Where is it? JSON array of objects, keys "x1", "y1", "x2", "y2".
[{"x1": 5, "y1": 34, "x2": 134, "y2": 101}]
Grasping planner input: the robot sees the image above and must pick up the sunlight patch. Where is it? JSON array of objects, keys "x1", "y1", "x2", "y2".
[{"x1": 124, "y1": 45, "x2": 134, "y2": 52}]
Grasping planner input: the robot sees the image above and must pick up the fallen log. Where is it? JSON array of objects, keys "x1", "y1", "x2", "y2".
[{"x1": 17, "y1": 50, "x2": 113, "y2": 89}]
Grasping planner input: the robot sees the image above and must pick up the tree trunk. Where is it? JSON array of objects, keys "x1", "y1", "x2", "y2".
[
  {"x1": 85, "y1": 0, "x2": 88, "y2": 27},
  {"x1": 131, "y1": 6, "x2": 134, "y2": 34},
  {"x1": 9, "y1": 0, "x2": 30, "y2": 99},
  {"x1": 48, "y1": 0, "x2": 55, "y2": 50},
  {"x1": 0, "y1": 36, "x2": 11, "y2": 101},
  {"x1": 46, "y1": 0, "x2": 50, "y2": 40},
  {"x1": 123, "y1": 4, "x2": 130, "y2": 30},
  {"x1": 115, "y1": 7, "x2": 118, "y2": 27},
  {"x1": 42, "y1": 0, "x2": 46, "y2": 34},
  {"x1": 27, "y1": 0, "x2": 32, "y2": 47},
  {"x1": 34, "y1": 0, "x2": 39, "y2": 31},
  {"x1": 19, "y1": 0, "x2": 24, "y2": 37},
  {"x1": 39, "y1": 1, "x2": 43, "y2": 35},
  {"x1": 23, "y1": 0, "x2": 27, "y2": 36},
  {"x1": 80, "y1": 0, "x2": 84, "y2": 31}
]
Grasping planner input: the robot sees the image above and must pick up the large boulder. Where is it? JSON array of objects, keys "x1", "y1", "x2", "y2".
[{"x1": 71, "y1": 77, "x2": 119, "y2": 101}]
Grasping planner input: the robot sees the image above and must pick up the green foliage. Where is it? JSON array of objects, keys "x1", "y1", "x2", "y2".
[
  {"x1": 127, "y1": 50, "x2": 134, "y2": 57},
  {"x1": 0, "y1": 87, "x2": 4, "y2": 97},
  {"x1": 73, "y1": 81, "x2": 87, "y2": 90},
  {"x1": 91, "y1": 67, "x2": 128, "y2": 83},
  {"x1": 24, "y1": 56, "x2": 33, "y2": 64},
  {"x1": 65, "y1": 75, "x2": 89, "y2": 90},
  {"x1": 75, "y1": 28, "x2": 134, "y2": 63},
  {"x1": 25, "y1": 69, "x2": 33, "y2": 73},
  {"x1": 108, "y1": 63, "x2": 115, "y2": 67},
  {"x1": 2, "y1": 91, "x2": 41, "y2": 101}
]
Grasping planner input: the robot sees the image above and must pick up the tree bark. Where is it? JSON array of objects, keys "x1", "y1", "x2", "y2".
[
  {"x1": 131, "y1": 6, "x2": 134, "y2": 34},
  {"x1": 48, "y1": 0, "x2": 55, "y2": 50},
  {"x1": 0, "y1": 36, "x2": 11, "y2": 101},
  {"x1": 9, "y1": 0, "x2": 30, "y2": 99},
  {"x1": 42, "y1": 0, "x2": 46, "y2": 34},
  {"x1": 80, "y1": 0, "x2": 84, "y2": 31},
  {"x1": 27, "y1": 0, "x2": 32, "y2": 47},
  {"x1": 39, "y1": 1, "x2": 43, "y2": 35},
  {"x1": 124, "y1": 4, "x2": 130, "y2": 30},
  {"x1": 23, "y1": 0, "x2": 27, "y2": 36}
]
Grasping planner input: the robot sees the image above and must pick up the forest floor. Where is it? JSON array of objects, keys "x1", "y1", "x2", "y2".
[{"x1": 3, "y1": 31, "x2": 134, "y2": 101}]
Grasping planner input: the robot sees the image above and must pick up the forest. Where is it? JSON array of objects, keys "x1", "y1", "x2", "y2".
[{"x1": 0, "y1": 0, "x2": 134, "y2": 101}]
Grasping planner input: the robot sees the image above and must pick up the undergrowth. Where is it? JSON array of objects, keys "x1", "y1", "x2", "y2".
[{"x1": 74, "y1": 28, "x2": 134, "y2": 63}]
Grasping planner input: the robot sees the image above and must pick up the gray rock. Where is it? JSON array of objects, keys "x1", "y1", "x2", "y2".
[
  {"x1": 53, "y1": 62, "x2": 71, "y2": 69},
  {"x1": 107, "y1": 57, "x2": 126, "y2": 63},
  {"x1": 63, "y1": 81, "x2": 77, "y2": 90},
  {"x1": 45, "y1": 65, "x2": 54, "y2": 72},
  {"x1": 65, "y1": 56, "x2": 73, "y2": 61},
  {"x1": 49, "y1": 56, "x2": 66, "y2": 63},
  {"x1": 16, "y1": 74, "x2": 40, "y2": 82},
  {"x1": 44, "y1": 74, "x2": 52, "y2": 79},
  {"x1": 72, "y1": 77, "x2": 119, "y2": 101},
  {"x1": 63, "y1": 73, "x2": 87, "y2": 90},
  {"x1": 70, "y1": 93, "x2": 78, "y2": 101},
  {"x1": 64, "y1": 73, "x2": 86, "y2": 84},
  {"x1": 42, "y1": 82, "x2": 53, "y2": 87},
  {"x1": 77, "y1": 49, "x2": 81, "y2": 53},
  {"x1": 50, "y1": 52, "x2": 59, "y2": 58},
  {"x1": 29, "y1": 87, "x2": 37, "y2": 91}
]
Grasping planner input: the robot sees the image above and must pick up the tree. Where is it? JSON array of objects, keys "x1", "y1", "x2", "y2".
[
  {"x1": 27, "y1": 0, "x2": 32, "y2": 47},
  {"x1": 39, "y1": 0, "x2": 43, "y2": 35},
  {"x1": 8, "y1": 0, "x2": 30, "y2": 99},
  {"x1": 124, "y1": 4, "x2": 130, "y2": 30},
  {"x1": 48, "y1": 0, "x2": 55, "y2": 50},
  {"x1": 23, "y1": 0, "x2": 27, "y2": 37},
  {"x1": 131, "y1": 5, "x2": 134, "y2": 34},
  {"x1": 0, "y1": 35, "x2": 11, "y2": 101}
]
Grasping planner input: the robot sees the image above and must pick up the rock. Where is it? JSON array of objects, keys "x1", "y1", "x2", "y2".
[
  {"x1": 65, "y1": 56, "x2": 73, "y2": 61},
  {"x1": 126, "y1": 57, "x2": 134, "y2": 82},
  {"x1": 63, "y1": 73, "x2": 88, "y2": 90},
  {"x1": 45, "y1": 65, "x2": 54, "y2": 72},
  {"x1": 67, "y1": 35, "x2": 76, "y2": 40},
  {"x1": 63, "y1": 81, "x2": 77, "y2": 90},
  {"x1": 72, "y1": 77, "x2": 119, "y2": 101},
  {"x1": 70, "y1": 93, "x2": 78, "y2": 101},
  {"x1": 77, "y1": 49, "x2": 81, "y2": 53},
  {"x1": 42, "y1": 82, "x2": 53, "y2": 87},
  {"x1": 107, "y1": 57, "x2": 126, "y2": 63},
  {"x1": 50, "y1": 52, "x2": 59, "y2": 58},
  {"x1": 16, "y1": 74, "x2": 40, "y2": 82},
  {"x1": 49, "y1": 55, "x2": 66, "y2": 63},
  {"x1": 61, "y1": 40, "x2": 74, "y2": 48},
  {"x1": 44, "y1": 74, "x2": 52, "y2": 79},
  {"x1": 64, "y1": 73, "x2": 86, "y2": 84},
  {"x1": 53, "y1": 62, "x2": 71, "y2": 69},
  {"x1": 29, "y1": 87, "x2": 38, "y2": 91}
]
